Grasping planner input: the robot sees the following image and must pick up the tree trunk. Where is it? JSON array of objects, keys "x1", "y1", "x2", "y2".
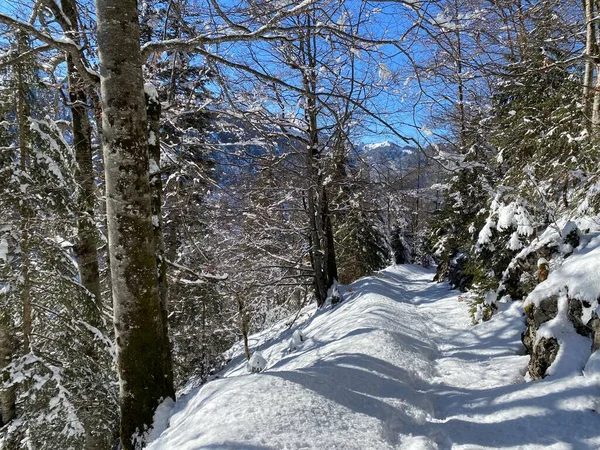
[
  {"x1": 60, "y1": 3, "x2": 106, "y2": 446},
  {"x1": 16, "y1": 34, "x2": 31, "y2": 355},
  {"x1": 61, "y1": 0, "x2": 103, "y2": 329},
  {"x1": 94, "y1": 0, "x2": 175, "y2": 447},
  {"x1": 323, "y1": 190, "x2": 338, "y2": 288},
  {"x1": 300, "y1": 13, "x2": 338, "y2": 306},
  {"x1": 304, "y1": 123, "x2": 337, "y2": 305},
  {"x1": 592, "y1": 68, "x2": 600, "y2": 129},
  {"x1": 453, "y1": 0, "x2": 466, "y2": 147},
  {"x1": 0, "y1": 309, "x2": 15, "y2": 427},
  {"x1": 145, "y1": 85, "x2": 175, "y2": 394},
  {"x1": 583, "y1": 0, "x2": 596, "y2": 126},
  {"x1": 236, "y1": 295, "x2": 250, "y2": 360},
  {"x1": 304, "y1": 83, "x2": 328, "y2": 305},
  {"x1": 306, "y1": 152, "x2": 328, "y2": 305}
]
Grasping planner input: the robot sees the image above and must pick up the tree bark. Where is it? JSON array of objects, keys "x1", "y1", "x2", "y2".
[
  {"x1": 306, "y1": 147, "x2": 328, "y2": 306},
  {"x1": 304, "y1": 78, "x2": 328, "y2": 305},
  {"x1": 583, "y1": 0, "x2": 596, "y2": 126},
  {"x1": 0, "y1": 309, "x2": 15, "y2": 427},
  {"x1": 300, "y1": 13, "x2": 338, "y2": 306},
  {"x1": 94, "y1": 0, "x2": 175, "y2": 447},
  {"x1": 145, "y1": 86, "x2": 175, "y2": 394},
  {"x1": 59, "y1": 3, "x2": 106, "y2": 446},
  {"x1": 592, "y1": 68, "x2": 600, "y2": 129},
  {"x1": 16, "y1": 34, "x2": 31, "y2": 356},
  {"x1": 61, "y1": 0, "x2": 103, "y2": 329},
  {"x1": 453, "y1": 0, "x2": 466, "y2": 147},
  {"x1": 323, "y1": 191, "x2": 338, "y2": 288}
]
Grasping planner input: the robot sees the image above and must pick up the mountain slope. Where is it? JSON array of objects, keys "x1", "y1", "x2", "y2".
[{"x1": 148, "y1": 265, "x2": 600, "y2": 450}]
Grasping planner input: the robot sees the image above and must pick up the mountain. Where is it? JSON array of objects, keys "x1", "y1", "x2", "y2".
[{"x1": 361, "y1": 140, "x2": 419, "y2": 170}]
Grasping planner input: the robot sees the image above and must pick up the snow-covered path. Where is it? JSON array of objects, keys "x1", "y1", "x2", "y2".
[{"x1": 148, "y1": 265, "x2": 600, "y2": 450}]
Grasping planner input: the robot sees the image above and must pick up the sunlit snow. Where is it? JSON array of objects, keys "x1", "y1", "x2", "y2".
[{"x1": 148, "y1": 265, "x2": 600, "y2": 450}]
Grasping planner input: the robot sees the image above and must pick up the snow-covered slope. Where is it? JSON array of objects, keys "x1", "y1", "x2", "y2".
[{"x1": 148, "y1": 265, "x2": 600, "y2": 450}]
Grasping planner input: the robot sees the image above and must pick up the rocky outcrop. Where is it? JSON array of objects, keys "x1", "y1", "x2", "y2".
[
  {"x1": 523, "y1": 295, "x2": 597, "y2": 379},
  {"x1": 567, "y1": 299, "x2": 592, "y2": 338},
  {"x1": 528, "y1": 337, "x2": 560, "y2": 379},
  {"x1": 522, "y1": 296, "x2": 558, "y2": 364},
  {"x1": 590, "y1": 316, "x2": 600, "y2": 353}
]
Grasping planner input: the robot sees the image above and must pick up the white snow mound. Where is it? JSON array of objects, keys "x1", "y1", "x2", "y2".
[{"x1": 247, "y1": 351, "x2": 267, "y2": 373}]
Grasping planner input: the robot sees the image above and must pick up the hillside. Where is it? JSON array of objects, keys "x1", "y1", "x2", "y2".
[{"x1": 147, "y1": 265, "x2": 600, "y2": 450}]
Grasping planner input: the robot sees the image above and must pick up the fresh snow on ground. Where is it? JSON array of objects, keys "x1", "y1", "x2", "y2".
[{"x1": 148, "y1": 265, "x2": 600, "y2": 449}]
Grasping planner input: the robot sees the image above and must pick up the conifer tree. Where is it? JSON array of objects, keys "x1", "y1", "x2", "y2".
[{"x1": 0, "y1": 35, "x2": 116, "y2": 448}]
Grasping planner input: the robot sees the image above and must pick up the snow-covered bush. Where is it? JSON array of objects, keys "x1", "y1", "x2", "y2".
[
  {"x1": 288, "y1": 330, "x2": 306, "y2": 352},
  {"x1": 327, "y1": 280, "x2": 343, "y2": 306},
  {"x1": 247, "y1": 352, "x2": 267, "y2": 373}
]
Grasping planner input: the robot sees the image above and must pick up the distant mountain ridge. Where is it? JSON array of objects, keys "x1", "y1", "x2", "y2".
[{"x1": 362, "y1": 140, "x2": 415, "y2": 154}]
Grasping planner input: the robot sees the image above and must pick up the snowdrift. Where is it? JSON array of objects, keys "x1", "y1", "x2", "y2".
[{"x1": 148, "y1": 265, "x2": 600, "y2": 450}]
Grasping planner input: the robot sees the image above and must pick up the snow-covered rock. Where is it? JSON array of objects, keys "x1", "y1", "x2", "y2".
[
  {"x1": 523, "y1": 230, "x2": 600, "y2": 379},
  {"x1": 584, "y1": 349, "x2": 600, "y2": 378}
]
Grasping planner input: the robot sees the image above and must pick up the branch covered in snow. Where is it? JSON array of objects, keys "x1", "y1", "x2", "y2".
[
  {"x1": 0, "y1": 12, "x2": 99, "y2": 84},
  {"x1": 167, "y1": 259, "x2": 229, "y2": 282}
]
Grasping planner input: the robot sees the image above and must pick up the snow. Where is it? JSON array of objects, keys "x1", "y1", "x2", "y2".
[
  {"x1": 536, "y1": 291, "x2": 593, "y2": 377},
  {"x1": 146, "y1": 397, "x2": 176, "y2": 443},
  {"x1": 378, "y1": 62, "x2": 392, "y2": 81},
  {"x1": 479, "y1": 198, "x2": 534, "y2": 250},
  {"x1": 477, "y1": 216, "x2": 495, "y2": 247},
  {"x1": 0, "y1": 237, "x2": 7, "y2": 261},
  {"x1": 247, "y1": 352, "x2": 268, "y2": 373},
  {"x1": 363, "y1": 140, "x2": 394, "y2": 150},
  {"x1": 55, "y1": 35, "x2": 80, "y2": 49},
  {"x1": 362, "y1": 141, "x2": 413, "y2": 153},
  {"x1": 584, "y1": 350, "x2": 600, "y2": 379},
  {"x1": 148, "y1": 265, "x2": 600, "y2": 450},
  {"x1": 508, "y1": 231, "x2": 522, "y2": 250},
  {"x1": 144, "y1": 82, "x2": 160, "y2": 103},
  {"x1": 526, "y1": 233, "x2": 600, "y2": 306},
  {"x1": 288, "y1": 329, "x2": 306, "y2": 352},
  {"x1": 484, "y1": 289, "x2": 497, "y2": 305}
]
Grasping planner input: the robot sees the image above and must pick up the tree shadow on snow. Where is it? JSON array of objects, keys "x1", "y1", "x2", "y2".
[
  {"x1": 265, "y1": 350, "x2": 600, "y2": 449},
  {"x1": 264, "y1": 352, "x2": 436, "y2": 446},
  {"x1": 197, "y1": 443, "x2": 275, "y2": 450}
]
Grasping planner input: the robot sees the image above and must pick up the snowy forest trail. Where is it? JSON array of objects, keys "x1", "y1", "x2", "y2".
[{"x1": 148, "y1": 265, "x2": 600, "y2": 450}]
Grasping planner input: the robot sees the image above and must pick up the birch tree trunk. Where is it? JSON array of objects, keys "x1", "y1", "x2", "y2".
[{"x1": 94, "y1": 0, "x2": 175, "y2": 447}]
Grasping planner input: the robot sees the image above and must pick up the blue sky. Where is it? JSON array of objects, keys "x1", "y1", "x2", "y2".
[{"x1": 0, "y1": 0, "x2": 462, "y2": 148}]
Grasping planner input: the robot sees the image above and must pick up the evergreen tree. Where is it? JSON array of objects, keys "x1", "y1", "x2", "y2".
[{"x1": 0, "y1": 44, "x2": 116, "y2": 448}]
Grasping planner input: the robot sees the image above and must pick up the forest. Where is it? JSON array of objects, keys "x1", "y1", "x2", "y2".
[{"x1": 0, "y1": 0, "x2": 599, "y2": 449}]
